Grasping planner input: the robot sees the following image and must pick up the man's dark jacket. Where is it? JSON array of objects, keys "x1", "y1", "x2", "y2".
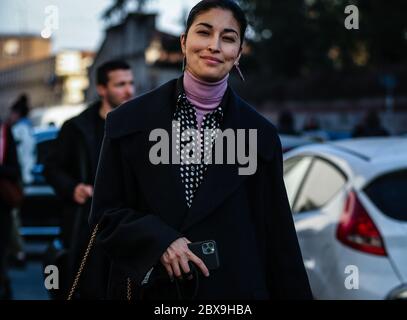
[
  {"x1": 44, "y1": 102, "x2": 109, "y2": 298},
  {"x1": 89, "y1": 79, "x2": 313, "y2": 300}
]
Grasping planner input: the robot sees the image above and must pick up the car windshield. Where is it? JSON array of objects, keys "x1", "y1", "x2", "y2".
[{"x1": 364, "y1": 169, "x2": 407, "y2": 221}]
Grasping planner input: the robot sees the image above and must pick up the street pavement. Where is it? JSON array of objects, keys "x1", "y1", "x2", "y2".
[
  {"x1": 8, "y1": 241, "x2": 50, "y2": 300},
  {"x1": 9, "y1": 260, "x2": 49, "y2": 300}
]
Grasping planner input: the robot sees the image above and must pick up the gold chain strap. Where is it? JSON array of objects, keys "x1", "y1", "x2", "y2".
[
  {"x1": 67, "y1": 223, "x2": 99, "y2": 300},
  {"x1": 127, "y1": 278, "x2": 132, "y2": 301}
]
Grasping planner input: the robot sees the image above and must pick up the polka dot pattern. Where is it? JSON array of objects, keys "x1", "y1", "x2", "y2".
[{"x1": 174, "y1": 93, "x2": 223, "y2": 208}]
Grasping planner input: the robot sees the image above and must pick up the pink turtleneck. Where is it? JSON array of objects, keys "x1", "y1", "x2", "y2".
[{"x1": 183, "y1": 70, "x2": 228, "y2": 130}]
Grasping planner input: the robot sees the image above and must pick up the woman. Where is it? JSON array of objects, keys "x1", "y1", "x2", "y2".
[{"x1": 89, "y1": 0, "x2": 312, "y2": 300}]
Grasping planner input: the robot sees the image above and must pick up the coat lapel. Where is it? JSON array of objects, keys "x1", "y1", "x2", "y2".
[
  {"x1": 135, "y1": 121, "x2": 189, "y2": 230},
  {"x1": 72, "y1": 101, "x2": 101, "y2": 181},
  {"x1": 131, "y1": 134, "x2": 189, "y2": 229},
  {"x1": 112, "y1": 80, "x2": 189, "y2": 229}
]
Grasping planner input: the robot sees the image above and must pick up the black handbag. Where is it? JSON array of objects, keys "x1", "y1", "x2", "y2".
[
  {"x1": 67, "y1": 223, "x2": 99, "y2": 300},
  {"x1": 68, "y1": 226, "x2": 202, "y2": 301}
]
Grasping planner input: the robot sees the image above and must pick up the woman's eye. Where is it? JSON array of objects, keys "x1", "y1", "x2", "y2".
[
  {"x1": 197, "y1": 30, "x2": 210, "y2": 35},
  {"x1": 223, "y1": 37, "x2": 236, "y2": 42}
]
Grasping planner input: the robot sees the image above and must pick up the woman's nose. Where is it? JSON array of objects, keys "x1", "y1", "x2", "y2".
[{"x1": 207, "y1": 36, "x2": 221, "y2": 52}]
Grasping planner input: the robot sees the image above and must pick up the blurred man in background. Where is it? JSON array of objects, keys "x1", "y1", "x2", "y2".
[
  {"x1": 277, "y1": 110, "x2": 299, "y2": 135},
  {"x1": 352, "y1": 110, "x2": 390, "y2": 138},
  {"x1": 44, "y1": 60, "x2": 135, "y2": 298}
]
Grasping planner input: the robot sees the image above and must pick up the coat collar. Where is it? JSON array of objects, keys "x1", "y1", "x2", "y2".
[
  {"x1": 106, "y1": 78, "x2": 278, "y2": 232},
  {"x1": 71, "y1": 101, "x2": 102, "y2": 176}
]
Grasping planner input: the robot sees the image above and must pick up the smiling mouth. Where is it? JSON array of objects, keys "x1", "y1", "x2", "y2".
[{"x1": 201, "y1": 56, "x2": 223, "y2": 63}]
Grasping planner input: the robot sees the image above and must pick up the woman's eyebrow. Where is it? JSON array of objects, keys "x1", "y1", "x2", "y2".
[
  {"x1": 196, "y1": 22, "x2": 239, "y2": 36},
  {"x1": 223, "y1": 28, "x2": 239, "y2": 36}
]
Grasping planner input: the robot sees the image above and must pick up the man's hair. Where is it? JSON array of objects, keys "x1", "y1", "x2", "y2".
[
  {"x1": 11, "y1": 93, "x2": 30, "y2": 117},
  {"x1": 96, "y1": 60, "x2": 131, "y2": 86}
]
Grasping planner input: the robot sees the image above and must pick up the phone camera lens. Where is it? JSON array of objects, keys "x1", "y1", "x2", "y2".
[{"x1": 202, "y1": 242, "x2": 215, "y2": 254}]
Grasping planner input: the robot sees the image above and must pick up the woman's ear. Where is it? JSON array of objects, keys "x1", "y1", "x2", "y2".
[
  {"x1": 180, "y1": 33, "x2": 187, "y2": 55},
  {"x1": 235, "y1": 50, "x2": 242, "y2": 65}
]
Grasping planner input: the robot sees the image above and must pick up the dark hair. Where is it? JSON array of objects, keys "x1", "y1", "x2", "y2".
[
  {"x1": 96, "y1": 60, "x2": 131, "y2": 86},
  {"x1": 185, "y1": 0, "x2": 247, "y2": 46},
  {"x1": 11, "y1": 93, "x2": 30, "y2": 117}
]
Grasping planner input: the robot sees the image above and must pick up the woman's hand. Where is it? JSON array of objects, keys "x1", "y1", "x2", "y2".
[{"x1": 160, "y1": 237, "x2": 210, "y2": 280}]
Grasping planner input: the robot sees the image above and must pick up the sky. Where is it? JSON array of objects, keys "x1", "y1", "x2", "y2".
[{"x1": 0, "y1": 0, "x2": 200, "y2": 53}]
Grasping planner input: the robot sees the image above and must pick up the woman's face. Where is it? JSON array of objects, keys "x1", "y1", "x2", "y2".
[{"x1": 181, "y1": 8, "x2": 242, "y2": 82}]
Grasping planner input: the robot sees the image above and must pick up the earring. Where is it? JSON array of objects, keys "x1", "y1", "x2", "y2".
[
  {"x1": 182, "y1": 56, "x2": 186, "y2": 72},
  {"x1": 234, "y1": 62, "x2": 245, "y2": 82}
]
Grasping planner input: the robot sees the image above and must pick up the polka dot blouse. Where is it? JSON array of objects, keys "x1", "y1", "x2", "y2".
[{"x1": 173, "y1": 93, "x2": 223, "y2": 208}]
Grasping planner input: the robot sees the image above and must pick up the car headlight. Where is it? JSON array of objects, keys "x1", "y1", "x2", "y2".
[{"x1": 386, "y1": 285, "x2": 407, "y2": 300}]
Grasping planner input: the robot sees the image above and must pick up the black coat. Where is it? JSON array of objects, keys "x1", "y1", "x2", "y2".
[
  {"x1": 89, "y1": 79, "x2": 312, "y2": 300},
  {"x1": 44, "y1": 102, "x2": 109, "y2": 298}
]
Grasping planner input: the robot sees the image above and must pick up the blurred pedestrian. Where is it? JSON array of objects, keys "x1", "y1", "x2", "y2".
[
  {"x1": 44, "y1": 60, "x2": 135, "y2": 299},
  {"x1": 302, "y1": 116, "x2": 329, "y2": 141},
  {"x1": 8, "y1": 94, "x2": 36, "y2": 185},
  {"x1": 88, "y1": 0, "x2": 312, "y2": 300},
  {"x1": 352, "y1": 110, "x2": 390, "y2": 138},
  {"x1": 0, "y1": 118, "x2": 22, "y2": 300},
  {"x1": 303, "y1": 116, "x2": 320, "y2": 132},
  {"x1": 277, "y1": 110, "x2": 299, "y2": 135},
  {"x1": 7, "y1": 93, "x2": 36, "y2": 268}
]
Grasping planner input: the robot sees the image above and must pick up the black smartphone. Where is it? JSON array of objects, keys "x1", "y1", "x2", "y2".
[{"x1": 188, "y1": 240, "x2": 220, "y2": 271}]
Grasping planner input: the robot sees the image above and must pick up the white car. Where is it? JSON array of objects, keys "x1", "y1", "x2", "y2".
[
  {"x1": 279, "y1": 134, "x2": 316, "y2": 153},
  {"x1": 283, "y1": 137, "x2": 407, "y2": 300}
]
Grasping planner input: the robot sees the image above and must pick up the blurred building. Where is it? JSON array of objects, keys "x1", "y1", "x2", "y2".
[
  {"x1": 86, "y1": 13, "x2": 183, "y2": 101},
  {"x1": 0, "y1": 33, "x2": 94, "y2": 118},
  {"x1": 0, "y1": 34, "x2": 51, "y2": 71}
]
